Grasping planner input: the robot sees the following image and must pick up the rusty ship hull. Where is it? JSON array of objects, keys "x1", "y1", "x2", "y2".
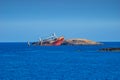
[{"x1": 32, "y1": 36, "x2": 64, "y2": 46}]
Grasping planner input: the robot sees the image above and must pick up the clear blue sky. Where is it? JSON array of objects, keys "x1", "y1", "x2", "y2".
[{"x1": 0, "y1": 0, "x2": 120, "y2": 42}]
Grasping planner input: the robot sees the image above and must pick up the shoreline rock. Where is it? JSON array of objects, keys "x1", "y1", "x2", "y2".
[
  {"x1": 62, "y1": 38, "x2": 101, "y2": 45},
  {"x1": 99, "y1": 48, "x2": 120, "y2": 52}
]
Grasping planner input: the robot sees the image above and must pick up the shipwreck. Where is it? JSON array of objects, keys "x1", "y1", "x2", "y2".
[{"x1": 29, "y1": 33, "x2": 101, "y2": 46}]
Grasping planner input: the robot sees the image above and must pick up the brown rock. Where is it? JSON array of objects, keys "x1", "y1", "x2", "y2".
[{"x1": 62, "y1": 38, "x2": 101, "y2": 45}]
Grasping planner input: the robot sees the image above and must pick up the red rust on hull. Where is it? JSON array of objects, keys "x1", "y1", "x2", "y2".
[
  {"x1": 52, "y1": 37, "x2": 64, "y2": 46},
  {"x1": 32, "y1": 34, "x2": 64, "y2": 46}
]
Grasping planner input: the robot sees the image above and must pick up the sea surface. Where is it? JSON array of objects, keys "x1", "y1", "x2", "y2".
[{"x1": 0, "y1": 42, "x2": 120, "y2": 80}]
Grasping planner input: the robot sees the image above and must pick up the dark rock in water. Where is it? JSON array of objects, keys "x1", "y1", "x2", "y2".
[
  {"x1": 99, "y1": 48, "x2": 120, "y2": 52},
  {"x1": 62, "y1": 38, "x2": 101, "y2": 45}
]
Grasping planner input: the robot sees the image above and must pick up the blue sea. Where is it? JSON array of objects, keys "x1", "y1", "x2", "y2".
[{"x1": 0, "y1": 42, "x2": 120, "y2": 80}]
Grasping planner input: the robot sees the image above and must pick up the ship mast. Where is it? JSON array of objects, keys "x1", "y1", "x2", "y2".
[
  {"x1": 53, "y1": 33, "x2": 57, "y2": 37},
  {"x1": 39, "y1": 38, "x2": 42, "y2": 45},
  {"x1": 27, "y1": 41, "x2": 30, "y2": 46}
]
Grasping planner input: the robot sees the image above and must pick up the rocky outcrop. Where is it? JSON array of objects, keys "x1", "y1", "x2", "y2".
[
  {"x1": 99, "y1": 48, "x2": 120, "y2": 52},
  {"x1": 62, "y1": 38, "x2": 101, "y2": 45}
]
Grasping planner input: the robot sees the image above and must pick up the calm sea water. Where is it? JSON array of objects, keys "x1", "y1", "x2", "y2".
[{"x1": 0, "y1": 42, "x2": 120, "y2": 80}]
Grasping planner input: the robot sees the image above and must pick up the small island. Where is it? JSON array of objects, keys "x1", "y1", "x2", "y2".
[{"x1": 62, "y1": 38, "x2": 101, "y2": 45}]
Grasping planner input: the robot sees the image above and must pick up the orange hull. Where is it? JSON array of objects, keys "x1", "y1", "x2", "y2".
[
  {"x1": 32, "y1": 36, "x2": 64, "y2": 46},
  {"x1": 52, "y1": 37, "x2": 64, "y2": 46}
]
